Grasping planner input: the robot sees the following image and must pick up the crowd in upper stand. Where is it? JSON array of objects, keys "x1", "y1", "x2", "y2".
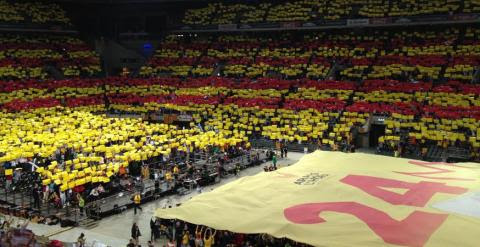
[
  {"x1": 0, "y1": 0, "x2": 70, "y2": 26},
  {"x1": 0, "y1": 2, "x2": 101, "y2": 80},
  {"x1": 182, "y1": 0, "x2": 480, "y2": 26},
  {"x1": 0, "y1": 33, "x2": 101, "y2": 80},
  {"x1": 140, "y1": 26, "x2": 479, "y2": 82}
]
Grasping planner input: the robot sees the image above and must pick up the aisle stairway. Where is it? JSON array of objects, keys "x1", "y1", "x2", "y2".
[
  {"x1": 95, "y1": 38, "x2": 146, "y2": 76},
  {"x1": 78, "y1": 218, "x2": 99, "y2": 229},
  {"x1": 426, "y1": 146, "x2": 445, "y2": 161}
]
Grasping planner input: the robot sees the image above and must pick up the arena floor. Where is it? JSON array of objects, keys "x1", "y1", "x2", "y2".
[{"x1": 27, "y1": 152, "x2": 306, "y2": 246}]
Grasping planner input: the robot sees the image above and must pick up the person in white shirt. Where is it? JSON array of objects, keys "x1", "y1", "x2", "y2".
[
  {"x1": 97, "y1": 184, "x2": 105, "y2": 194},
  {"x1": 89, "y1": 188, "x2": 99, "y2": 201},
  {"x1": 59, "y1": 191, "x2": 66, "y2": 208}
]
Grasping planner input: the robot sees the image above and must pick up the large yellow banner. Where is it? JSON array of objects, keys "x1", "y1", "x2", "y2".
[{"x1": 155, "y1": 151, "x2": 480, "y2": 246}]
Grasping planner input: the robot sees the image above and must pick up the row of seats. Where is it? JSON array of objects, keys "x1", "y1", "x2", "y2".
[
  {"x1": 140, "y1": 26, "x2": 480, "y2": 82},
  {"x1": 0, "y1": 0, "x2": 70, "y2": 25},
  {"x1": 182, "y1": 0, "x2": 478, "y2": 26},
  {"x1": 0, "y1": 33, "x2": 101, "y2": 80}
]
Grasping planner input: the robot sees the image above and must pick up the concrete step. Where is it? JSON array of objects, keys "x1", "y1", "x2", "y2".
[{"x1": 78, "y1": 218, "x2": 99, "y2": 229}]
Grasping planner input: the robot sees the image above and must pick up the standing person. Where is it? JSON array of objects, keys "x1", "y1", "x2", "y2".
[
  {"x1": 4, "y1": 162, "x2": 12, "y2": 191},
  {"x1": 189, "y1": 232, "x2": 196, "y2": 247},
  {"x1": 50, "y1": 191, "x2": 61, "y2": 208},
  {"x1": 133, "y1": 192, "x2": 142, "y2": 215},
  {"x1": 195, "y1": 225, "x2": 204, "y2": 247},
  {"x1": 272, "y1": 153, "x2": 277, "y2": 169},
  {"x1": 203, "y1": 228, "x2": 216, "y2": 247},
  {"x1": 234, "y1": 233, "x2": 245, "y2": 247},
  {"x1": 234, "y1": 164, "x2": 240, "y2": 177},
  {"x1": 32, "y1": 184, "x2": 41, "y2": 209},
  {"x1": 167, "y1": 238, "x2": 176, "y2": 247},
  {"x1": 43, "y1": 184, "x2": 49, "y2": 204},
  {"x1": 150, "y1": 217, "x2": 158, "y2": 241},
  {"x1": 175, "y1": 221, "x2": 183, "y2": 246},
  {"x1": 173, "y1": 165, "x2": 179, "y2": 180},
  {"x1": 77, "y1": 233, "x2": 86, "y2": 247},
  {"x1": 59, "y1": 190, "x2": 66, "y2": 208},
  {"x1": 131, "y1": 223, "x2": 141, "y2": 245},
  {"x1": 182, "y1": 230, "x2": 190, "y2": 247},
  {"x1": 154, "y1": 178, "x2": 160, "y2": 194},
  {"x1": 77, "y1": 193, "x2": 85, "y2": 216},
  {"x1": 283, "y1": 146, "x2": 288, "y2": 158},
  {"x1": 280, "y1": 144, "x2": 284, "y2": 159}
]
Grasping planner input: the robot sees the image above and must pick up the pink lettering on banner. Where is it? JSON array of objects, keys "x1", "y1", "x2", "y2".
[
  {"x1": 340, "y1": 175, "x2": 467, "y2": 206},
  {"x1": 394, "y1": 161, "x2": 476, "y2": 181},
  {"x1": 284, "y1": 202, "x2": 448, "y2": 246}
]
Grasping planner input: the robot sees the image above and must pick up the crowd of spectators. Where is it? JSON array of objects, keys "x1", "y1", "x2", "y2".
[
  {"x1": 141, "y1": 26, "x2": 479, "y2": 83},
  {"x1": 148, "y1": 219, "x2": 311, "y2": 247},
  {"x1": 0, "y1": 33, "x2": 101, "y2": 80},
  {"x1": 3, "y1": 74, "x2": 480, "y2": 167},
  {"x1": 181, "y1": 0, "x2": 474, "y2": 26},
  {"x1": 1, "y1": 27, "x2": 480, "y2": 202},
  {"x1": 0, "y1": 0, "x2": 70, "y2": 26}
]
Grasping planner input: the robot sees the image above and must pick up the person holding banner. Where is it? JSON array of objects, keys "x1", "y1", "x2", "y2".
[
  {"x1": 195, "y1": 225, "x2": 204, "y2": 247},
  {"x1": 203, "y1": 228, "x2": 216, "y2": 247}
]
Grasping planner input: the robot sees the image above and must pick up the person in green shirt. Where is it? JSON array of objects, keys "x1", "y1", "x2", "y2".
[{"x1": 77, "y1": 193, "x2": 85, "y2": 216}]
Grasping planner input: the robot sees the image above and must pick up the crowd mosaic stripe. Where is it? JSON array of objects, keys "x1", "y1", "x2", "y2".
[{"x1": 4, "y1": 77, "x2": 480, "y2": 160}]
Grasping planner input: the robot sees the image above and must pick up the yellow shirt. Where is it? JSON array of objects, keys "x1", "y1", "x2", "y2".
[
  {"x1": 204, "y1": 237, "x2": 213, "y2": 247},
  {"x1": 182, "y1": 234, "x2": 189, "y2": 244},
  {"x1": 134, "y1": 194, "x2": 141, "y2": 204}
]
